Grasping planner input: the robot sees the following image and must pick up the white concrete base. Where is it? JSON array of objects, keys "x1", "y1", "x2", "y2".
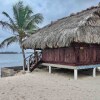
[
  {"x1": 49, "y1": 66, "x2": 51, "y2": 74},
  {"x1": 74, "y1": 69, "x2": 78, "y2": 80},
  {"x1": 93, "y1": 68, "x2": 96, "y2": 77},
  {"x1": 27, "y1": 70, "x2": 30, "y2": 73}
]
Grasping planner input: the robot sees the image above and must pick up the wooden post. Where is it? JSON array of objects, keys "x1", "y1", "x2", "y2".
[
  {"x1": 0, "y1": 67, "x2": 1, "y2": 78},
  {"x1": 49, "y1": 66, "x2": 51, "y2": 74},
  {"x1": 27, "y1": 59, "x2": 30, "y2": 73},
  {"x1": 74, "y1": 69, "x2": 78, "y2": 80},
  {"x1": 93, "y1": 68, "x2": 96, "y2": 77}
]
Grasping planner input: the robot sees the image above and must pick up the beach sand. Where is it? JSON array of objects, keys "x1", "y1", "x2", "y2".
[{"x1": 0, "y1": 68, "x2": 100, "y2": 100}]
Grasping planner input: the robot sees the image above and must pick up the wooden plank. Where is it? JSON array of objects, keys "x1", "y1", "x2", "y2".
[
  {"x1": 41, "y1": 63, "x2": 100, "y2": 70},
  {"x1": 77, "y1": 64, "x2": 100, "y2": 69},
  {"x1": 42, "y1": 44, "x2": 100, "y2": 66},
  {"x1": 40, "y1": 63, "x2": 100, "y2": 80},
  {"x1": 41, "y1": 63, "x2": 76, "y2": 69}
]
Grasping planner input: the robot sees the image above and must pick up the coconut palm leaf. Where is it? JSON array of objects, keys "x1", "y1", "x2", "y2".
[
  {"x1": 13, "y1": 1, "x2": 33, "y2": 28},
  {"x1": 31, "y1": 13, "x2": 43, "y2": 24},
  {"x1": 2, "y1": 12, "x2": 17, "y2": 29},
  {"x1": 0, "y1": 21, "x2": 16, "y2": 32},
  {"x1": 23, "y1": 13, "x2": 43, "y2": 31},
  {"x1": 0, "y1": 36, "x2": 18, "y2": 48},
  {"x1": 25, "y1": 28, "x2": 38, "y2": 35}
]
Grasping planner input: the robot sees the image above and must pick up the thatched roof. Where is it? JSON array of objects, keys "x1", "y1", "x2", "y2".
[{"x1": 23, "y1": 4, "x2": 100, "y2": 49}]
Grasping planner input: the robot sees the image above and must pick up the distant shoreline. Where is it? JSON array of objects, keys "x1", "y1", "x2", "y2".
[
  {"x1": 0, "y1": 52, "x2": 33, "y2": 54},
  {"x1": 0, "y1": 52, "x2": 18, "y2": 54}
]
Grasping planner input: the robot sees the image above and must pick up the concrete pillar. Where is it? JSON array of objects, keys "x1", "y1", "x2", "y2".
[
  {"x1": 27, "y1": 59, "x2": 30, "y2": 73},
  {"x1": 74, "y1": 69, "x2": 78, "y2": 80},
  {"x1": 49, "y1": 66, "x2": 51, "y2": 74},
  {"x1": 0, "y1": 68, "x2": 1, "y2": 78},
  {"x1": 93, "y1": 68, "x2": 96, "y2": 77}
]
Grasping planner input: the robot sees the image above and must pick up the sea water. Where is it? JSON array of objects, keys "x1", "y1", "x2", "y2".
[{"x1": 0, "y1": 54, "x2": 31, "y2": 68}]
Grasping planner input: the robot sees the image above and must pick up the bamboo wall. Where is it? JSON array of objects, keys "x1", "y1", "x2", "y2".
[{"x1": 42, "y1": 43, "x2": 100, "y2": 66}]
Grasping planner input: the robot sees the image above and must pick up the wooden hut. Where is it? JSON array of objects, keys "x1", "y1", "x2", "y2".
[{"x1": 23, "y1": 4, "x2": 100, "y2": 79}]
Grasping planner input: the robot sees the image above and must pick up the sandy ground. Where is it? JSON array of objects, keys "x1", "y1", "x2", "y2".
[{"x1": 0, "y1": 68, "x2": 100, "y2": 100}]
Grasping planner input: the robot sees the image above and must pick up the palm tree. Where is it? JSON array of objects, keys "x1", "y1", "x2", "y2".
[{"x1": 0, "y1": 1, "x2": 43, "y2": 71}]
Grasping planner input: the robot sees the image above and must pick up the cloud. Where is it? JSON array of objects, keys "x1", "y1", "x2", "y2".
[{"x1": 0, "y1": 0, "x2": 100, "y2": 51}]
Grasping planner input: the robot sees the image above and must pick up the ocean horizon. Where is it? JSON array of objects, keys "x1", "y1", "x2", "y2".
[{"x1": 0, "y1": 54, "x2": 31, "y2": 68}]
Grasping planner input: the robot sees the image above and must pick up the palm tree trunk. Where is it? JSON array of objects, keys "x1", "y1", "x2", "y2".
[
  {"x1": 21, "y1": 46, "x2": 26, "y2": 71},
  {"x1": 20, "y1": 39, "x2": 26, "y2": 71}
]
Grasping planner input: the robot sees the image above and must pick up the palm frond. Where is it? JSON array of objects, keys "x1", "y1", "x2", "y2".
[
  {"x1": 13, "y1": 1, "x2": 33, "y2": 28},
  {"x1": 23, "y1": 13, "x2": 43, "y2": 31},
  {"x1": 31, "y1": 13, "x2": 43, "y2": 24},
  {"x1": 25, "y1": 28, "x2": 38, "y2": 34},
  {"x1": 2, "y1": 12, "x2": 17, "y2": 28},
  {"x1": 0, "y1": 21, "x2": 16, "y2": 32},
  {"x1": 24, "y1": 5, "x2": 33, "y2": 18},
  {"x1": 0, "y1": 36, "x2": 18, "y2": 48},
  {"x1": 13, "y1": 1, "x2": 24, "y2": 28}
]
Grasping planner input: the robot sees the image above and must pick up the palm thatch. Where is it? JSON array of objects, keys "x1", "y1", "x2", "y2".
[{"x1": 23, "y1": 4, "x2": 100, "y2": 49}]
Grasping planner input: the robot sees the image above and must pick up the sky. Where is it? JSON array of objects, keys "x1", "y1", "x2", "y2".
[{"x1": 0, "y1": 0, "x2": 100, "y2": 52}]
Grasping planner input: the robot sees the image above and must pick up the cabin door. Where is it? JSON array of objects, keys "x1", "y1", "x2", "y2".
[
  {"x1": 96, "y1": 47, "x2": 100, "y2": 63},
  {"x1": 78, "y1": 47, "x2": 96, "y2": 65}
]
